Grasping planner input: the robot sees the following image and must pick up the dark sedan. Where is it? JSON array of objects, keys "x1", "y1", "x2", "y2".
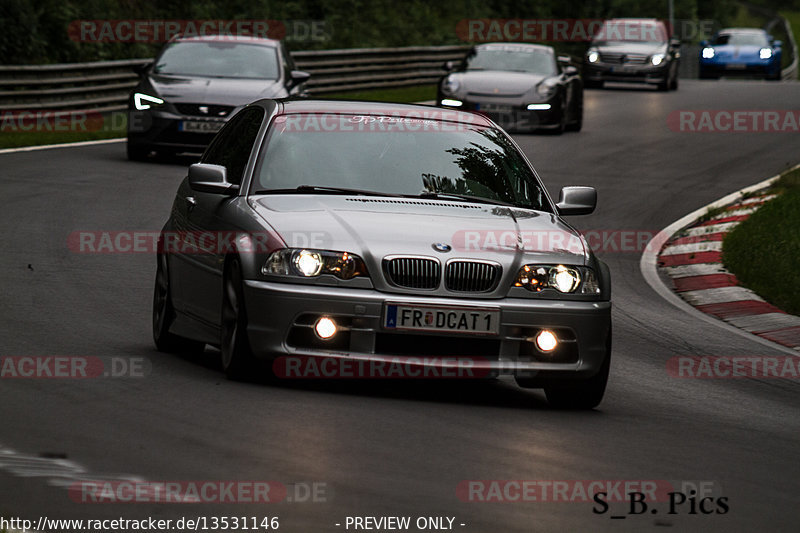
[
  {"x1": 437, "y1": 43, "x2": 583, "y2": 133},
  {"x1": 583, "y1": 18, "x2": 680, "y2": 90},
  {"x1": 127, "y1": 35, "x2": 310, "y2": 160}
]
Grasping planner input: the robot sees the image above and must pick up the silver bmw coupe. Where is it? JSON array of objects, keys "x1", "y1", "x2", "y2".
[{"x1": 153, "y1": 99, "x2": 611, "y2": 408}]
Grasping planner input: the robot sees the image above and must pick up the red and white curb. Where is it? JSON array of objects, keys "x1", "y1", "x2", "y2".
[{"x1": 641, "y1": 165, "x2": 800, "y2": 355}]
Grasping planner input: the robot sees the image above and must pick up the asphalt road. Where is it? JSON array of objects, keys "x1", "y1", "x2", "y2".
[{"x1": 1, "y1": 80, "x2": 799, "y2": 532}]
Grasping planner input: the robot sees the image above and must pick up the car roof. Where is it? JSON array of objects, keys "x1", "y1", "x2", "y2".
[
  {"x1": 171, "y1": 34, "x2": 280, "y2": 47},
  {"x1": 263, "y1": 99, "x2": 495, "y2": 127},
  {"x1": 717, "y1": 28, "x2": 767, "y2": 35},
  {"x1": 605, "y1": 18, "x2": 662, "y2": 23},
  {"x1": 476, "y1": 42, "x2": 554, "y2": 53}
]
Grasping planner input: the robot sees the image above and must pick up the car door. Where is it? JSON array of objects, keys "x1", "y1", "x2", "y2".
[{"x1": 171, "y1": 106, "x2": 265, "y2": 327}]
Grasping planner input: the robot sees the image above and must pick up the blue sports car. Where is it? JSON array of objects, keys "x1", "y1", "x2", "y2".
[{"x1": 699, "y1": 28, "x2": 782, "y2": 80}]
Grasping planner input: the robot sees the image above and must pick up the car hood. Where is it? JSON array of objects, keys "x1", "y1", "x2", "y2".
[
  {"x1": 592, "y1": 41, "x2": 666, "y2": 56},
  {"x1": 449, "y1": 70, "x2": 552, "y2": 97},
  {"x1": 710, "y1": 44, "x2": 766, "y2": 60},
  {"x1": 146, "y1": 74, "x2": 285, "y2": 105},
  {"x1": 250, "y1": 195, "x2": 588, "y2": 267}
]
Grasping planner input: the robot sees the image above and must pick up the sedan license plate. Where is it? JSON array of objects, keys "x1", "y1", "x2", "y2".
[
  {"x1": 726, "y1": 63, "x2": 746, "y2": 70},
  {"x1": 179, "y1": 120, "x2": 223, "y2": 133},
  {"x1": 384, "y1": 304, "x2": 499, "y2": 335}
]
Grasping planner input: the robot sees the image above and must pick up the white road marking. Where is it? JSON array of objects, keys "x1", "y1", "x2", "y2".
[
  {"x1": 661, "y1": 241, "x2": 722, "y2": 256},
  {"x1": 725, "y1": 313, "x2": 800, "y2": 333},
  {"x1": 661, "y1": 263, "x2": 730, "y2": 278},
  {"x1": 681, "y1": 286, "x2": 764, "y2": 306},
  {"x1": 683, "y1": 222, "x2": 739, "y2": 237},
  {"x1": 0, "y1": 137, "x2": 124, "y2": 155}
]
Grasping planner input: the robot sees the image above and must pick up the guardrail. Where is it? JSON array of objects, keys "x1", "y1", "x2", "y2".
[
  {"x1": 0, "y1": 46, "x2": 470, "y2": 116},
  {"x1": 293, "y1": 45, "x2": 469, "y2": 93},
  {"x1": 0, "y1": 59, "x2": 150, "y2": 113}
]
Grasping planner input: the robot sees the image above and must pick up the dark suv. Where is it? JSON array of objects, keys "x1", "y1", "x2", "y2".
[
  {"x1": 127, "y1": 35, "x2": 310, "y2": 160},
  {"x1": 583, "y1": 18, "x2": 680, "y2": 91}
]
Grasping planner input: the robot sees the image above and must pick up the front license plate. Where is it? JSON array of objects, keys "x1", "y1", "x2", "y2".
[
  {"x1": 179, "y1": 121, "x2": 223, "y2": 133},
  {"x1": 384, "y1": 304, "x2": 500, "y2": 335},
  {"x1": 727, "y1": 63, "x2": 746, "y2": 70},
  {"x1": 477, "y1": 103, "x2": 513, "y2": 113}
]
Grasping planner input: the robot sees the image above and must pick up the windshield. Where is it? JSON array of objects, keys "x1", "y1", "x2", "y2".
[
  {"x1": 252, "y1": 114, "x2": 551, "y2": 211},
  {"x1": 713, "y1": 33, "x2": 769, "y2": 46},
  {"x1": 466, "y1": 46, "x2": 557, "y2": 75},
  {"x1": 592, "y1": 21, "x2": 667, "y2": 44},
  {"x1": 153, "y1": 41, "x2": 279, "y2": 79}
]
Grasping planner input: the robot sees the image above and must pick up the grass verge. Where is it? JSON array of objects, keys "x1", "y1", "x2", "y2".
[{"x1": 723, "y1": 167, "x2": 800, "y2": 315}]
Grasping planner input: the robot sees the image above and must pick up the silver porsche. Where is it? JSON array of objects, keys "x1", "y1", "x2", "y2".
[{"x1": 152, "y1": 99, "x2": 612, "y2": 409}]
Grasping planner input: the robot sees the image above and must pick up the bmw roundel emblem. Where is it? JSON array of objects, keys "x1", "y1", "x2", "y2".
[{"x1": 432, "y1": 243, "x2": 451, "y2": 253}]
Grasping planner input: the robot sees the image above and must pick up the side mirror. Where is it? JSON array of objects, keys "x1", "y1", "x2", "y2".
[
  {"x1": 556, "y1": 186, "x2": 596, "y2": 216},
  {"x1": 774, "y1": 40, "x2": 782, "y2": 48},
  {"x1": 670, "y1": 38, "x2": 681, "y2": 47},
  {"x1": 133, "y1": 62, "x2": 152, "y2": 76},
  {"x1": 563, "y1": 65, "x2": 579, "y2": 76},
  {"x1": 699, "y1": 40, "x2": 708, "y2": 47},
  {"x1": 444, "y1": 60, "x2": 457, "y2": 71},
  {"x1": 188, "y1": 163, "x2": 239, "y2": 195},
  {"x1": 289, "y1": 70, "x2": 311, "y2": 87}
]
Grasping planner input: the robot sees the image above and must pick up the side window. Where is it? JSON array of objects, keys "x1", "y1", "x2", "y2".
[{"x1": 201, "y1": 106, "x2": 265, "y2": 185}]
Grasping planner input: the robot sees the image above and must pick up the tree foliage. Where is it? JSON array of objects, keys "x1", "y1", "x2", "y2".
[{"x1": 0, "y1": 0, "x2": 759, "y2": 64}]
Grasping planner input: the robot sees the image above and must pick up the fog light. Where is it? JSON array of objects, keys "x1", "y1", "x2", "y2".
[
  {"x1": 535, "y1": 330, "x2": 558, "y2": 352},
  {"x1": 315, "y1": 317, "x2": 337, "y2": 339}
]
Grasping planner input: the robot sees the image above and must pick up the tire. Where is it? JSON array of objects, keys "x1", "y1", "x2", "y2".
[
  {"x1": 220, "y1": 257, "x2": 258, "y2": 380},
  {"x1": 153, "y1": 253, "x2": 205, "y2": 354},
  {"x1": 565, "y1": 95, "x2": 583, "y2": 132},
  {"x1": 544, "y1": 329, "x2": 612, "y2": 410},
  {"x1": 127, "y1": 141, "x2": 150, "y2": 161},
  {"x1": 670, "y1": 74, "x2": 679, "y2": 91}
]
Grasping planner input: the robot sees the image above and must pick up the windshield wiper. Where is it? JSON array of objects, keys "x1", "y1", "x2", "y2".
[
  {"x1": 253, "y1": 185, "x2": 402, "y2": 197},
  {"x1": 414, "y1": 191, "x2": 518, "y2": 207}
]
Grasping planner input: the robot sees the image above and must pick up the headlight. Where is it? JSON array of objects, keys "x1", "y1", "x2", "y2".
[
  {"x1": 702, "y1": 47, "x2": 715, "y2": 59},
  {"x1": 441, "y1": 75, "x2": 460, "y2": 95},
  {"x1": 760, "y1": 48, "x2": 772, "y2": 60},
  {"x1": 440, "y1": 98, "x2": 463, "y2": 107},
  {"x1": 263, "y1": 249, "x2": 368, "y2": 280},
  {"x1": 514, "y1": 264, "x2": 600, "y2": 295},
  {"x1": 133, "y1": 93, "x2": 164, "y2": 110},
  {"x1": 651, "y1": 54, "x2": 666, "y2": 66},
  {"x1": 587, "y1": 50, "x2": 599, "y2": 63},
  {"x1": 536, "y1": 82, "x2": 558, "y2": 97}
]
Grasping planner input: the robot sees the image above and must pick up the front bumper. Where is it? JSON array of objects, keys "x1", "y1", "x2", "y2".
[
  {"x1": 439, "y1": 98, "x2": 561, "y2": 132},
  {"x1": 699, "y1": 59, "x2": 778, "y2": 77},
  {"x1": 583, "y1": 63, "x2": 669, "y2": 84},
  {"x1": 243, "y1": 280, "x2": 611, "y2": 380},
  {"x1": 127, "y1": 110, "x2": 227, "y2": 153}
]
